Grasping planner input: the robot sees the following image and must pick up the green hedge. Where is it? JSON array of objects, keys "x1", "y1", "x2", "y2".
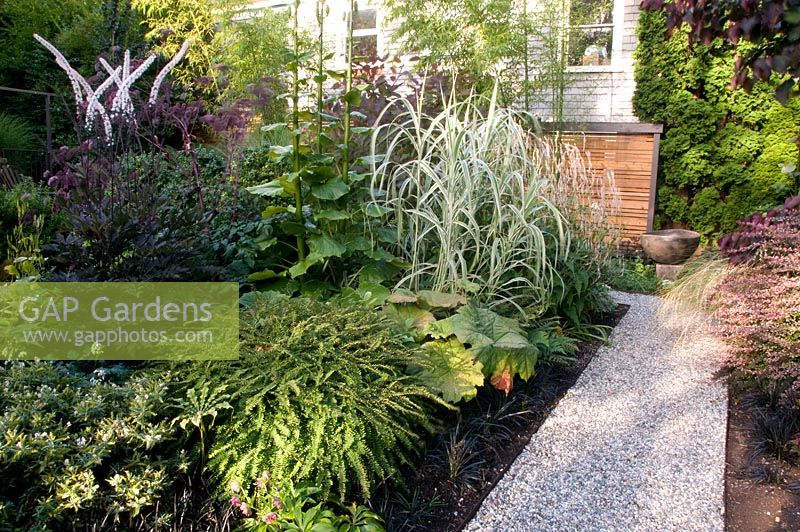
[{"x1": 633, "y1": 11, "x2": 800, "y2": 240}]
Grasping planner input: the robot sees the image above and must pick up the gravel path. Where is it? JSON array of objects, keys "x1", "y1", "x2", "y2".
[{"x1": 465, "y1": 291, "x2": 728, "y2": 532}]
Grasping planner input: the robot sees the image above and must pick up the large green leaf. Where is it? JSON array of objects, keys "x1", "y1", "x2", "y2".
[
  {"x1": 343, "y1": 89, "x2": 362, "y2": 106},
  {"x1": 383, "y1": 303, "x2": 436, "y2": 332},
  {"x1": 355, "y1": 154, "x2": 385, "y2": 166},
  {"x1": 354, "y1": 281, "x2": 391, "y2": 307},
  {"x1": 364, "y1": 204, "x2": 392, "y2": 218},
  {"x1": 417, "y1": 290, "x2": 467, "y2": 309},
  {"x1": 479, "y1": 347, "x2": 537, "y2": 385},
  {"x1": 387, "y1": 289, "x2": 418, "y2": 304},
  {"x1": 267, "y1": 144, "x2": 292, "y2": 156},
  {"x1": 247, "y1": 269, "x2": 280, "y2": 282},
  {"x1": 409, "y1": 339, "x2": 484, "y2": 403},
  {"x1": 427, "y1": 304, "x2": 539, "y2": 383},
  {"x1": 300, "y1": 165, "x2": 336, "y2": 185},
  {"x1": 247, "y1": 179, "x2": 287, "y2": 197},
  {"x1": 307, "y1": 234, "x2": 347, "y2": 258},
  {"x1": 366, "y1": 248, "x2": 396, "y2": 261},
  {"x1": 311, "y1": 177, "x2": 349, "y2": 200},
  {"x1": 280, "y1": 221, "x2": 307, "y2": 236},
  {"x1": 341, "y1": 234, "x2": 371, "y2": 252},
  {"x1": 315, "y1": 209, "x2": 350, "y2": 221},
  {"x1": 261, "y1": 123, "x2": 288, "y2": 133},
  {"x1": 261, "y1": 206, "x2": 290, "y2": 218},
  {"x1": 288, "y1": 252, "x2": 324, "y2": 278}
]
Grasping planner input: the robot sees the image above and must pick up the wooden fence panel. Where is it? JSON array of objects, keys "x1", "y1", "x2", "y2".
[{"x1": 560, "y1": 126, "x2": 661, "y2": 248}]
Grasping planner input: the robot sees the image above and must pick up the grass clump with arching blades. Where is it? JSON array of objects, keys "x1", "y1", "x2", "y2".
[{"x1": 368, "y1": 85, "x2": 569, "y2": 318}]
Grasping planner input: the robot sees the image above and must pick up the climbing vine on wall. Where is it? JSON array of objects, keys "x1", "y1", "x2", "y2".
[{"x1": 633, "y1": 11, "x2": 800, "y2": 240}]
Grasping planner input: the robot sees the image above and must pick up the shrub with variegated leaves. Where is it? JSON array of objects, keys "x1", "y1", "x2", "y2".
[{"x1": 0, "y1": 362, "x2": 185, "y2": 530}]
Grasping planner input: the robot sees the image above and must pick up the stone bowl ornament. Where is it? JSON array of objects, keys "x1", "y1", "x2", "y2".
[{"x1": 640, "y1": 229, "x2": 701, "y2": 265}]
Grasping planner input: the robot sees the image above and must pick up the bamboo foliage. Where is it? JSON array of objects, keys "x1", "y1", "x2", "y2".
[{"x1": 368, "y1": 85, "x2": 569, "y2": 317}]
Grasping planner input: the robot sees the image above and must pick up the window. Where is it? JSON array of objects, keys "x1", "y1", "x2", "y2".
[
  {"x1": 351, "y1": 7, "x2": 379, "y2": 59},
  {"x1": 566, "y1": 0, "x2": 617, "y2": 68},
  {"x1": 353, "y1": 8, "x2": 377, "y2": 31}
]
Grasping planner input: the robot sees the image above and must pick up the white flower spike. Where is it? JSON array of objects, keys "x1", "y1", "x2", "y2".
[{"x1": 34, "y1": 34, "x2": 191, "y2": 142}]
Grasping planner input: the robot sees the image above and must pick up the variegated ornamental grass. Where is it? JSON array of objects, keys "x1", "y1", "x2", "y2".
[{"x1": 368, "y1": 86, "x2": 570, "y2": 318}]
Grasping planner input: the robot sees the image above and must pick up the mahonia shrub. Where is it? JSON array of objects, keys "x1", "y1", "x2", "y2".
[
  {"x1": 193, "y1": 295, "x2": 443, "y2": 500},
  {"x1": 634, "y1": 11, "x2": 800, "y2": 239},
  {"x1": 0, "y1": 362, "x2": 184, "y2": 530},
  {"x1": 710, "y1": 197, "x2": 800, "y2": 402}
]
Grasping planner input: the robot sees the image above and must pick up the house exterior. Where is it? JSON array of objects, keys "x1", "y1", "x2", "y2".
[
  {"x1": 242, "y1": 0, "x2": 643, "y2": 123},
  {"x1": 531, "y1": 0, "x2": 642, "y2": 123},
  {"x1": 241, "y1": 0, "x2": 399, "y2": 66},
  {"x1": 243, "y1": 0, "x2": 660, "y2": 244}
]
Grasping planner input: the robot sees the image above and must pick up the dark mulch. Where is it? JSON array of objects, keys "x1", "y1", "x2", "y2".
[
  {"x1": 725, "y1": 387, "x2": 800, "y2": 531},
  {"x1": 371, "y1": 304, "x2": 630, "y2": 532}
]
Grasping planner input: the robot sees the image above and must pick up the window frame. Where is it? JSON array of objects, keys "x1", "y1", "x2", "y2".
[
  {"x1": 564, "y1": 0, "x2": 625, "y2": 73},
  {"x1": 348, "y1": 5, "x2": 381, "y2": 61}
]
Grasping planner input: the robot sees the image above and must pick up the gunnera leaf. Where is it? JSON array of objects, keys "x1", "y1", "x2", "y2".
[
  {"x1": 409, "y1": 338, "x2": 484, "y2": 403},
  {"x1": 416, "y1": 290, "x2": 467, "y2": 309},
  {"x1": 427, "y1": 304, "x2": 539, "y2": 385}
]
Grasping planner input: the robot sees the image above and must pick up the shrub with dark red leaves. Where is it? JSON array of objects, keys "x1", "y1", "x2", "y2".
[
  {"x1": 718, "y1": 195, "x2": 800, "y2": 264},
  {"x1": 710, "y1": 195, "x2": 800, "y2": 406},
  {"x1": 641, "y1": 0, "x2": 800, "y2": 103}
]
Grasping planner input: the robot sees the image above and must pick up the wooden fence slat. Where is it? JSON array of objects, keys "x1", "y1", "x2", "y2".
[{"x1": 562, "y1": 130, "x2": 658, "y2": 244}]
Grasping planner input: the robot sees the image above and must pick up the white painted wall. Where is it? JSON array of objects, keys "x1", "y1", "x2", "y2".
[
  {"x1": 526, "y1": 0, "x2": 641, "y2": 123},
  {"x1": 243, "y1": 0, "x2": 642, "y2": 122}
]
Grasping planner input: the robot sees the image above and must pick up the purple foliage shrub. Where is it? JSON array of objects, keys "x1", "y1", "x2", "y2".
[
  {"x1": 712, "y1": 195, "x2": 800, "y2": 402},
  {"x1": 718, "y1": 195, "x2": 800, "y2": 264},
  {"x1": 43, "y1": 54, "x2": 275, "y2": 281}
]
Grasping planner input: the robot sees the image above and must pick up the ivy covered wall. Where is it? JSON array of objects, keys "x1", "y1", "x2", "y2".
[{"x1": 633, "y1": 11, "x2": 800, "y2": 239}]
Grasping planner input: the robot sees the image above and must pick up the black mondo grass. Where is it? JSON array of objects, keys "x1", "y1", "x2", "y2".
[
  {"x1": 749, "y1": 408, "x2": 800, "y2": 464},
  {"x1": 465, "y1": 392, "x2": 536, "y2": 444},
  {"x1": 431, "y1": 427, "x2": 486, "y2": 489},
  {"x1": 382, "y1": 488, "x2": 443, "y2": 532}
]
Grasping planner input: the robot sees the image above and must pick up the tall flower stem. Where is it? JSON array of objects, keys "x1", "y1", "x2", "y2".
[
  {"x1": 341, "y1": 0, "x2": 355, "y2": 182},
  {"x1": 291, "y1": 0, "x2": 306, "y2": 260},
  {"x1": 316, "y1": 0, "x2": 326, "y2": 154}
]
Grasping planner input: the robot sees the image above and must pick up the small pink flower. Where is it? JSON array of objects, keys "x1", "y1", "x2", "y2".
[
  {"x1": 255, "y1": 471, "x2": 271, "y2": 489},
  {"x1": 263, "y1": 512, "x2": 278, "y2": 524},
  {"x1": 230, "y1": 496, "x2": 242, "y2": 507},
  {"x1": 230, "y1": 480, "x2": 241, "y2": 493},
  {"x1": 240, "y1": 502, "x2": 253, "y2": 517},
  {"x1": 272, "y1": 496, "x2": 283, "y2": 510}
]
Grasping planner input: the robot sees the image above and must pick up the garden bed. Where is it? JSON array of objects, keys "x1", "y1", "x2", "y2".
[
  {"x1": 373, "y1": 303, "x2": 630, "y2": 531},
  {"x1": 725, "y1": 385, "x2": 800, "y2": 531}
]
